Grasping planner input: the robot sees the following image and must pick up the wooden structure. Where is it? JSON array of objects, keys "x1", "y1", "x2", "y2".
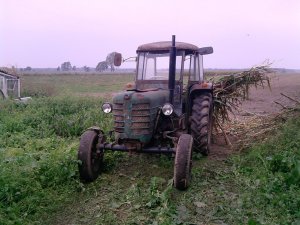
[{"x1": 0, "y1": 70, "x2": 20, "y2": 99}]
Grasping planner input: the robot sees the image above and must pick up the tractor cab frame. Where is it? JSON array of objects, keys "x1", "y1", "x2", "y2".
[{"x1": 135, "y1": 41, "x2": 212, "y2": 115}]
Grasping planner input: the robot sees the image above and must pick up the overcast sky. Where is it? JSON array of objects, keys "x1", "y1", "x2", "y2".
[{"x1": 1, "y1": 0, "x2": 299, "y2": 69}]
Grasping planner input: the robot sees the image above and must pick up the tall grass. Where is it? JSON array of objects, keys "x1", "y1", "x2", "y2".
[
  {"x1": 168, "y1": 113, "x2": 300, "y2": 225},
  {"x1": 230, "y1": 115, "x2": 300, "y2": 224},
  {"x1": 1, "y1": 72, "x2": 299, "y2": 224},
  {"x1": 20, "y1": 73, "x2": 134, "y2": 97},
  {"x1": 0, "y1": 97, "x2": 114, "y2": 224}
]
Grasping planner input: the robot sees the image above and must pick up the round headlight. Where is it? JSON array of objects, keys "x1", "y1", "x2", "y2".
[
  {"x1": 162, "y1": 103, "x2": 173, "y2": 116},
  {"x1": 102, "y1": 103, "x2": 112, "y2": 113}
]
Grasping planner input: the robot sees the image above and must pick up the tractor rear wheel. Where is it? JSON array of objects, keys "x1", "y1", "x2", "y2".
[
  {"x1": 174, "y1": 134, "x2": 193, "y2": 190},
  {"x1": 78, "y1": 130, "x2": 104, "y2": 182},
  {"x1": 190, "y1": 92, "x2": 213, "y2": 156}
]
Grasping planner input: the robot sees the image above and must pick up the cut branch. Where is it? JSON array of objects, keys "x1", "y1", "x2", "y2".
[
  {"x1": 215, "y1": 117, "x2": 233, "y2": 148},
  {"x1": 211, "y1": 64, "x2": 272, "y2": 143},
  {"x1": 212, "y1": 64, "x2": 272, "y2": 122},
  {"x1": 280, "y1": 93, "x2": 300, "y2": 105},
  {"x1": 274, "y1": 101, "x2": 288, "y2": 109}
]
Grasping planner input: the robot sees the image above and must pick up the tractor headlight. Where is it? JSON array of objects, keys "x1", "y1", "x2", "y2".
[
  {"x1": 102, "y1": 103, "x2": 112, "y2": 113},
  {"x1": 162, "y1": 103, "x2": 174, "y2": 116}
]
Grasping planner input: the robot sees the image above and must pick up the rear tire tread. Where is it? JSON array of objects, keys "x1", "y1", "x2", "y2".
[{"x1": 190, "y1": 93, "x2": 213, "y2": 156}]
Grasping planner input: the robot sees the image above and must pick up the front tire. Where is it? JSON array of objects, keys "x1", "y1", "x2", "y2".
[
  {"x1": 78, "y1": 130, "x2": 104, "y2": 182},
  {"x1": 190, "y1": 92, "x2": 213, "y2": 156},
  {"x1": 174, "y1": 134, "x2": 193, "y2": 190}
]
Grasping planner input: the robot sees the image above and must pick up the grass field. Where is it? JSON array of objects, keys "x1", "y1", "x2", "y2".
[
  {"x1": 19, "y1": 71, "x2": 236, "y2": 98},
  {"x1": 1, "y1": 72, "x2": 300, "y2": 224},
  {"x1": 20, "y1": 73, "x2": 134, "y2": 98}
]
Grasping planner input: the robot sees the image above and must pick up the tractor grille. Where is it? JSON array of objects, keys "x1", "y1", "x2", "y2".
[
  {"x1": 113, "y1": 103, "x2": 124, "y2": 133},
  {"x1": 113, "y1": 103, "x2": 152, "y2": 135},
  {"x1": 131, "y1": 103, "x2": 151, "y2": 135}
]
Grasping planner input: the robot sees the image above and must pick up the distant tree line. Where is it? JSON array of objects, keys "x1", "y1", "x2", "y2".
[
  {"x1": 56, "y1": 52, "x2": 120, "y2": 73},
  {"x1": 20, "y1": 66, "x2": 32, "y2": 71},
  {"x1": 58, "y1": 62, "x2": 76, "y2": 71},
  {"x1": 96, "y1": 52, "x2": 118, "y2": 72}
]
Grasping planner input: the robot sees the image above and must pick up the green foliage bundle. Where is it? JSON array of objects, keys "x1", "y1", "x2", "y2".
[{"x1": 213, "y1": 65, "x2": 271, "y2": 122}]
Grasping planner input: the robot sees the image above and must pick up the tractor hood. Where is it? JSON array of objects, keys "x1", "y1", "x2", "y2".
[{"x1": 112, "y1": 89, "x2": 169, "y2": 144}]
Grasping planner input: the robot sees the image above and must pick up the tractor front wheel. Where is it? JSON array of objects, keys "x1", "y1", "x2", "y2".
[
  {"x1": 78, "y1": 130, "x2": 104, "y2": 182},
  {"x1": 190, "y1": 92, "x2": 213, "y2": 156},
  {"x1": 173, "y1": 134, "x2": 193, "y2": 190}
]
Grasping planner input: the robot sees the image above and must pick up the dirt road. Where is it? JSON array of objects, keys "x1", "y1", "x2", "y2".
[{"x1": 239, "y1": 72, "x2": 300, "y2": 115}]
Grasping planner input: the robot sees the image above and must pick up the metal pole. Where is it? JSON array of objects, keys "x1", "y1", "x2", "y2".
[{"x1": 168, "y1": 35, "x2": 176, "y2": 104}]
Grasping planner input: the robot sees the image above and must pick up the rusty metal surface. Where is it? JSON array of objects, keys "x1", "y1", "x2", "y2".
[
  {"x1": 0, "y1": 69, "x2": 19, "y2": 78},
  {"x1": 137, "y1": 41, "x2": 199, "y2": 53},
  {"x1": 136, "y1": 80, "x2": 182, "y2": 91},
  {"x1": 131, "y1": 103, "x2": 151, "y2": 134},
  {"x1": 113, "y1": 103, "x2": 125, "y2": 133},
  {"x1": 189, "y1": 82, "x2": 213, "y2": 97},
  {"x1": 112, "y1": 90, "x2": 169, "y2": 143}
]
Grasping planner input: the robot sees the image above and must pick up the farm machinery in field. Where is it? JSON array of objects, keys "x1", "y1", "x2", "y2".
[{"x1": 78, "y1": 36, "x2": 214, "y2": 190}]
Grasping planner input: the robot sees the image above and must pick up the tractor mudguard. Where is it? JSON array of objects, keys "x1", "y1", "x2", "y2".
[
  {"x1": 86, "y1": 126, "x2": 104, "y2": 134},
  {"x1": 186, "y1": 82, "x2": 213, "y2": 125},
  {"x1": 189, "y1": 82, "x2": 213, "y2": 97}
]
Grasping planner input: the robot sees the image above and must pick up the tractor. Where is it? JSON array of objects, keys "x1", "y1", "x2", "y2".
[{"x1": 78, "y1": 35, "x2": 213, "y2": 190}]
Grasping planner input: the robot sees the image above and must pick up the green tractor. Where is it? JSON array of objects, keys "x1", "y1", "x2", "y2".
[{"x1": 78, "y1": 36, "x2": 213, "y2": 190}]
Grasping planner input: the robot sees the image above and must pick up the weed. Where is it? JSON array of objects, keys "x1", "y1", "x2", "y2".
[
  {"x1": 0, "y1": 96, "x2": 115, "y2": 224},
  {"x1": 230, "y1": 116, "x2": 300, "y2": 224},
  {"x1": 1, "y1": 72, "x2": 299, "y2": 224}
]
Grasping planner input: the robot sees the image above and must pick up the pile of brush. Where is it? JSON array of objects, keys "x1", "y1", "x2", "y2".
[
  {"x1": 210, "y1": 64, "x2": 272, "y2": 146},
  {"x1": 212, "y1": 64, "x2": 272, "y2": 123}
]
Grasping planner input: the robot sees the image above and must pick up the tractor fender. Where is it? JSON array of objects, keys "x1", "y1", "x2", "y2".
[
  {"x1": 189, "y1": 82, "x2": 213, "y2": 98},
  {"x1": 187, "y1": 82, "x2": 213, "y2": 120},
  {"x1": 86, "y1": 126, "x2": 104, "y2": 134}
]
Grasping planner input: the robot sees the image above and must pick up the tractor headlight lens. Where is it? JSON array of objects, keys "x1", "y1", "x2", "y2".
[
  {"x1": 162, "y1": 103, "x2": 173, "y2": 116},
  {"x1": 102, "y1": 103, "x2": 112, "y2": 113}
]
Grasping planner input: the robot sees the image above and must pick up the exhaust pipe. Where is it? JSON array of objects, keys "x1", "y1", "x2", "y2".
[{"x1": 168, "y1": 35, "x2": 176, "y2": 104}]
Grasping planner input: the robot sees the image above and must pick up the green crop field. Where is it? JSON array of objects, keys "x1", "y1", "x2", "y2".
[
  {"x1": 1, "y1": 72, "x2": 299, "y2": 225},
  {"x1": 20, "y1": 73, "x2": 135, "y2": 98}
]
